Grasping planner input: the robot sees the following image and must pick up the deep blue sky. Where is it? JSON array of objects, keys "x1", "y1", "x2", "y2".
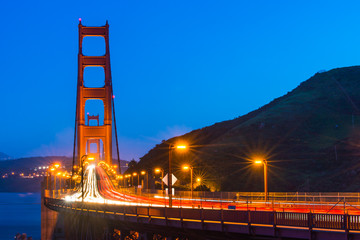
[{"x1": 1, "y1": 1, "x2": 360, "y2": 160}]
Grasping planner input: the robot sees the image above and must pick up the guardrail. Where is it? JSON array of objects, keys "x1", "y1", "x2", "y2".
[
  {"x1": 46, "y1": 188, "x2": 360, "y2": 214},
  {"x1": 44, "y1": 197, "x2": 360, "y2": 232}
]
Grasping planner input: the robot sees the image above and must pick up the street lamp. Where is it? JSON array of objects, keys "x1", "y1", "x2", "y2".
[
  {"x1": 168, "y1": 143, "x2": 187, "y2": 207},
  {"x1": 254, "y1": 158, "x2": 268, "y2": 202},
  {"x1": 155, "y1": 168, "x2": 164, "y2": 194},
  {"x1": 48, "y1": 167, "x2": 55, "y2": 191},
  {"x1": 80, "y1": 155, "x2": 88, "y2": 202},
  {"x1": 124, "y1": 174, "x2": 130, "y2": 186},
  {"x1": 141, "y1": 171, "x2": 148, "y2": 189},
  {"x1": 119, "y1": 175, "x2": 124, "y2": 187},
  {"x1": 132, "y1": 172, "x2": 137, "y2": 187},
  {"x1": 48, "y1": 163, "x2": 60, "y2": 197},
  {"x1": 57, "y1": 172, "x2": 62, "y2": 193},
  {"x1": 182, "y1": 165, "x2": 193, "y2": 199}
]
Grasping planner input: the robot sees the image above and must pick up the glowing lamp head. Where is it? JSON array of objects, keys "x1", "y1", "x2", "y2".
[
  {"x1": 155, "y1": 168, "x2": 161, "y2": 173},
  {"x1": 196, "y1": 177, "x2": 201, "y2": 182},
  {"x1": 176, "y1": 145, "x2": 187, "y2": 149},
  {"x1": 133, "y1": 172, "x2": 137, "y2": 176},
  {"x1": 79, "y1": 18, "x2": 82, "y2": 22},
  {"x1": 254, "y1": 159, "x2": 264, "y2": 164},
  {"x1": 87, "y1": 157, "x2": 95, "y2": 161},
  {"x1": 113, "y1": 165, "x2": 117, "y2": 168},
  {"x1": 57, "y1": 172, "x2": 61, "y2": 176},
  {"x1": 141, "y1": 171, "x2": 146, "y2": 175},
  {"x1": 120, "y1": 176, "x2": 123, "y2": 179},
  {"x1": 50, "y1": 168, "x2": 55, "y2": 172},
  {"x1": 182, "y1": 165, "x2": 190, "y2": 170},
  {"x1": 54, "y1": 163, "x2": 60, "y2": 168}
]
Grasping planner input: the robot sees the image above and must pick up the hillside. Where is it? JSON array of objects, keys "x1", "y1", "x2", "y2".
[
  {"x1": 136, "y1": 66, "x2": 360, "y2": 192},
  {"x1": 0, "y1": 152, "x2": 12, "y2": 160}
]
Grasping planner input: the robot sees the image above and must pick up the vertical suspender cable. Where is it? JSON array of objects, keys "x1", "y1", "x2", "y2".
[
  {"x1": 111, "y1": 85, "x2": 121, "y2": 174},
  {"x1": 72, "y1": 88, "x2": 79, "y2": 179},
  {"x1": 72, "y1": 22, "x2": 82, "y2": 179}
]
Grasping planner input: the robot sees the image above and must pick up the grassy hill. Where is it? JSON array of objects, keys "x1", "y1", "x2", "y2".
[{"x1": 136, "y1": 66, "x2": 360, "y2": 192}]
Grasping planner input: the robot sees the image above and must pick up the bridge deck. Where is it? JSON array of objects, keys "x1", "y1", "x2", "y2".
[{"x1": 45, "y1": 197, "x2": 360, "y2": 240}]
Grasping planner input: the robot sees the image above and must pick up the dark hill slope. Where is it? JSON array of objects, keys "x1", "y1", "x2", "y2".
[{"x1": 138, "y1": 66, "x2": 360, "y2": 192}]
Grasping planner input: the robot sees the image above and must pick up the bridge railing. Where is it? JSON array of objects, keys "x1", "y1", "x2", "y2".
[
  {"x1": 52, "y1": 187, "x2": 360, "y2": 213},
  {"x1": 44, "y1": 197, "x2": 360, "y2": 233}
]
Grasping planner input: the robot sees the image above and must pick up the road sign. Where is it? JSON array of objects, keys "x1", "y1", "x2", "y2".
[{"x1": 162, "y1": 174, "x2": 177, "y2": 186}]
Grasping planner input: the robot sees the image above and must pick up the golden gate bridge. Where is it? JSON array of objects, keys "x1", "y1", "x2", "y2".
[{"x1": 42, "y1": 20, "x2": 360, "y2": 240}]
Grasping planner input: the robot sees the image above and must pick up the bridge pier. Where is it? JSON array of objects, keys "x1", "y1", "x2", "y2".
[{"x1": 41, "y1": 184, "x2": 66, "y2": 240}]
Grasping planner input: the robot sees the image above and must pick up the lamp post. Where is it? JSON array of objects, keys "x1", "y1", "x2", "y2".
[
  {"x1": 155, "y1": 168, "x2": 164, "y2": 194},
  {"x1": 53, "y1": 170, "x2": 57, "y2": 196},
  {"x1": 132, "y1": 172, "x2": 137, "y2": 187},
  {"x1": 141, "y1": 171, "x2": 148, "y2": 189},
  {"x1": 57, "y1": 172, "x2": 62, "y2": 193},
  {"x1": 124, "y1": 174, "x2": 129, "y2": 186},
  {"x1": 119, "y1": 175, "x2": 124, "y2": 187},
  {"x1": 48, "y1": 167, "x2": 55, "y2": 190},
  {"x1": 49, "y1": 163, "x2": 60, "y2": 197},
  {"x1": 254, "y1": 159, "x2": 268, "y2": 202},
  {"x1": 81, "y1": 155, "x2": 88, "y2": 203},
  {"x1": 182, "y1": 165, "x2": 194, "y2": 199},
  {"x1": 168, "y1": 144, "x2": 187, "y2": 207}
]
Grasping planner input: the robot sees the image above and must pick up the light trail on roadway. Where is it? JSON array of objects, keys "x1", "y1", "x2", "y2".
[{"x1": 63, "y1": 164, "x2": 360, "y2": 215}]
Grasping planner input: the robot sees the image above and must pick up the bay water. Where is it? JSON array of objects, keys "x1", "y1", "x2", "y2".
[{"x1": 0, "y1": 192, "x2": 41, "y2": 240}]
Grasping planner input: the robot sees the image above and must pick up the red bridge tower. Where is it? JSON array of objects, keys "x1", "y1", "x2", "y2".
[{"x1": 75, "y1": 20, "x2": 115, "y2": 165}]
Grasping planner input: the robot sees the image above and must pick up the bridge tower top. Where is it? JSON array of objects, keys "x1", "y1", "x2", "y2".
[{"x1": 87, "y1": 113, "x2": 99, "y2": 126}]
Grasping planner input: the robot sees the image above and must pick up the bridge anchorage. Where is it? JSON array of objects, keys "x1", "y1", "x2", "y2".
[{"x1": 42, "y1": 21, "x2": 360, "y2": 240}]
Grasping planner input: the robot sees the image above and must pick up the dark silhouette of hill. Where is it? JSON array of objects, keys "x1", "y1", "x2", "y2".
[
  {"x1": 0, "y1": 152, "x2": 12, "y2": 160},
  {"x1": 0, "y1": 156, "x2": 73, "y2": 172},
  {"x1": 137, "y1": 66, "x2": 360, "y2": 192}
]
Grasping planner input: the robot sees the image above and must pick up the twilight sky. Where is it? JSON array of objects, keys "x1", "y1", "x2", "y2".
[{"x1": 1, "y1": 0, "x2": 360, "y2": 160}]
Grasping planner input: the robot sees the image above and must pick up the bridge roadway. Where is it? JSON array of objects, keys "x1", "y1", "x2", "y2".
[
  {"x1": 45, "y1": 196, "x2": 360, "y2": 240},
  {"x1": 44, "y1": 165, "x2": 360, "y2": 239}
]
